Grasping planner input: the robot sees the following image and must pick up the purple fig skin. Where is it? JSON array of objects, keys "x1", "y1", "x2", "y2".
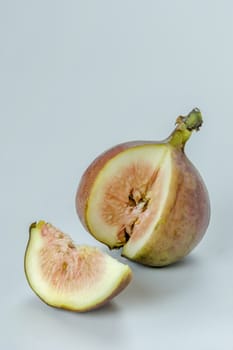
[{"x1": 76, "y1": 109, "x2": 211, "y2": 266}]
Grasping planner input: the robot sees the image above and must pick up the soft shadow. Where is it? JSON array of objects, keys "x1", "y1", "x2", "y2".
[
  {"x1": 20, "y1": 295, "x2": 120, "y2": 316},
  {"x1": 118, "y1": 254, "x2": 202, "y2": 306},
  {"x1": 17, "y1": 295, "x2": 126, "y2": 344}
]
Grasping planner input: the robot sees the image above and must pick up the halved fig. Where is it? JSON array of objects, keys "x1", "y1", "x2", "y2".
[
  {"x1": 24, "y1": 221, "x2": 132, "y2": 312},
  {"x1": 76, "y1": 108, "x2": 210, "y2": 266}
]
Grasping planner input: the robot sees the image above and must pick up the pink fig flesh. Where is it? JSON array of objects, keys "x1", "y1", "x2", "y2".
[{"x1": 24, "y1": 221, "x2": 132, "y2": 311}]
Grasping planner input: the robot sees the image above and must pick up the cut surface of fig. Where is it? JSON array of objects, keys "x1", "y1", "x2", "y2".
[
  {"x1": 86, "y1": 145, "x2": 171, "y2": 254},
  {"x1": 24, "y1": 221, "x2": 132, "y2": 312},
  {"x1": 76, "y1": 108, "x2": 210, "y2": 266}
]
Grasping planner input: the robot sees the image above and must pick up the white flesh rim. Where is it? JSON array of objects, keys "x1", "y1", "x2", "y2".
[
  {"x1": 25, "y1": 227, "x2": 131, "y2": 311},
  {"x1": 86, "y1": 144, "x2": 172, "y2": 259}
]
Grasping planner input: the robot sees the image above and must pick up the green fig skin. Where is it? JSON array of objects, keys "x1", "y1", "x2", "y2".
[{"x1": 76, "y1": 109, "x2": 210, "y2": 267}]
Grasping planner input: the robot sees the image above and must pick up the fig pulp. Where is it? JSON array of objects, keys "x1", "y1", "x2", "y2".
[
  {"x1": 24, "y1": 221, "x2": 132, "y2": 312},
  {"x1": 76, "y1": 108, "x2": 210, "y2": 267}
]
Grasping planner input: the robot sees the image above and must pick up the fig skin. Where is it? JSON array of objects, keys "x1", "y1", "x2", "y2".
[{"x1": 76, "y1": 109, "x2": 210, "y2": 266}]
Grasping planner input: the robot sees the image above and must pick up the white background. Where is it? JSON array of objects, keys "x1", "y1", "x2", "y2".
[{"x1": 1, "y1": 1, "x2": 233, "y2": 349}]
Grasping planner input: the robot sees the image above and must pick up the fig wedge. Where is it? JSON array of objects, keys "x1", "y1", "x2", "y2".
[
  {"x1": 24, "y1": 221, "x2": 132, "y2": 312},
  {"x1": 76, "y1": 108, "x2": 210, "y2": 267}
]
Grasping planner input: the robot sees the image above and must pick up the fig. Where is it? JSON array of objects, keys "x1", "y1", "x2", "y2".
[
  {"x1": 24, "y1": 221, "x2": 132, "y2": 312},
  {"x1": 76, "y1": 108, "x2": 210, "y2": 267}
]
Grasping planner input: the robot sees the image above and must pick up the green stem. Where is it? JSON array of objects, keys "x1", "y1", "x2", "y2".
[{"x1": 168, "y1": 108, "x2": 203, "y2": 148}]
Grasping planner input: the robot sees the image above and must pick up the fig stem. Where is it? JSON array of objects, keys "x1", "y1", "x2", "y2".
[{"x1": 168, "y1": 108, "x2": 203, "y2": 148}]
